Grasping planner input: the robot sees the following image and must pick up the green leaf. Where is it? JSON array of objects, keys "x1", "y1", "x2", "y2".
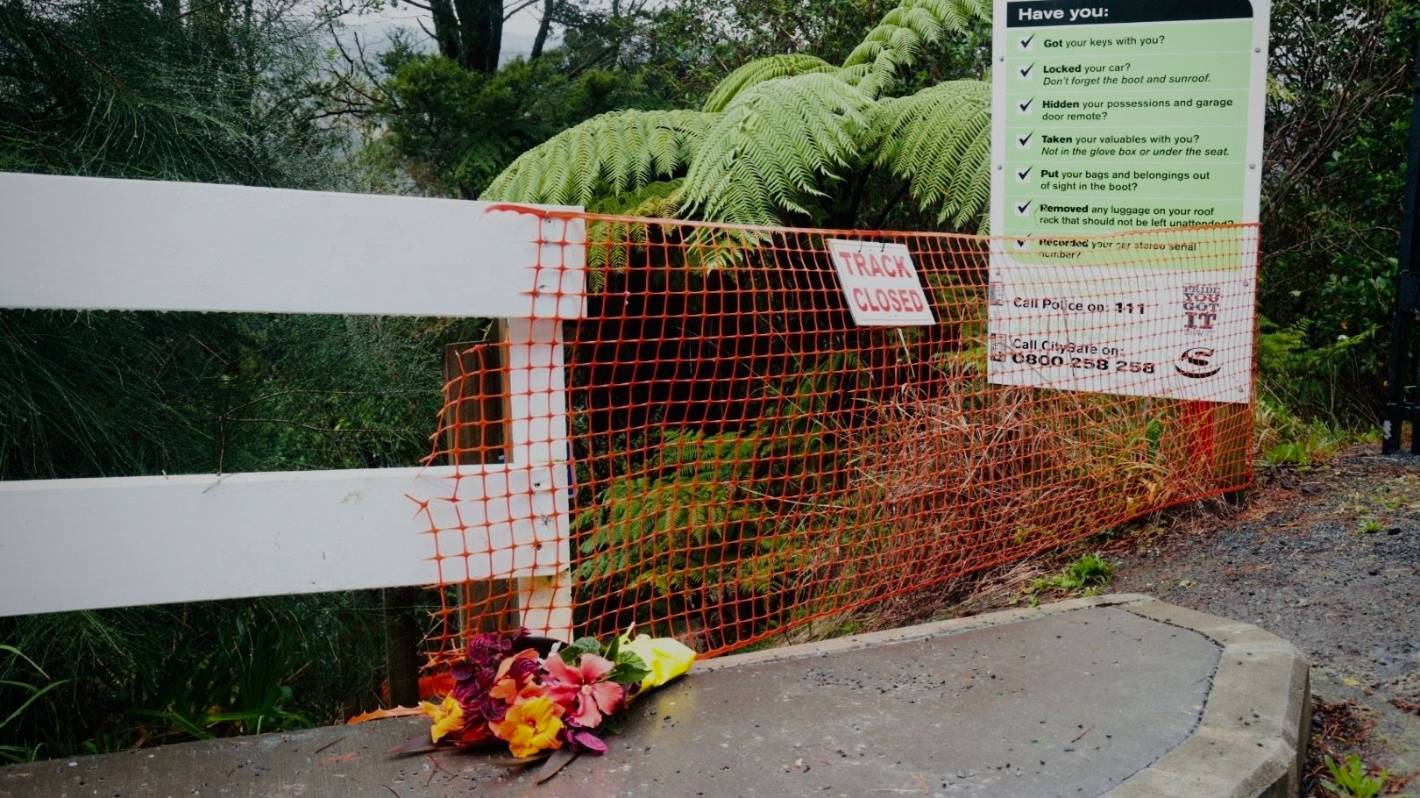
[
  {"x1": 681, "y1": 73, "x2": 873, "y2": 226},
  {"x1": 868, "y1": 80, "x2": 991, "y2": 230},
  {"x1": 0, "y1": 679, "x2": 67, "y2": 730},
  {"x1": 0, "y1": 644, "x2": 48, "y2": 679},
  {"x1": 606, "y1": 651, "x2": 650, "y2": 686},
  {"x1": 841, "y1": 0, "x2": 989, "y2": 97},
  {"x1": 601, "y1": 633, "x2": 621, "y2": 663},
  {"x1": 558, "y1": 636, "x2": 602, "y2": 665}
]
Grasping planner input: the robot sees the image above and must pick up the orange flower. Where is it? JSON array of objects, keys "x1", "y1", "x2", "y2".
[
  {"x1": 419, "y1": 671, "x2": 455, "y2": 701},
  {"x1": 491, "y1": 696, "x2": 564, "y2": 758},
  {"x1": 489, "y1": 649, "x2": 544, "y2": 703}
]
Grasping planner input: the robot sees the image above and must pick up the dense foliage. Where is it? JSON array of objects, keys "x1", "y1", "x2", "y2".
[
  {"x1": 368, "y1": 51, "x2": 684, "y2": 197},
  {"x1": 1257, "y1": 0, "x2": 1420, "y2": 422}
]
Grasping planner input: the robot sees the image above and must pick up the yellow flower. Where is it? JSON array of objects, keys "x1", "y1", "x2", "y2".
[
  {"x1": 620, "y1": 634, "x2": 696, "y2": 691},
  {"x1": 492, "y1": 696, "x2": 564, "y2": 758},
  {"x1": 419, "y1": 695, "x2": 466, "y2": 744}
]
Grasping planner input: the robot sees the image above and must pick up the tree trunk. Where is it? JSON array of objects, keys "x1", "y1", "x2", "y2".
[
  {"x1": 530, "y1": 0, "x2": 553, "y2": 60},
  {"x1": 428, "y1": 0, "x2": 464, "y2": 64},
  {"x1": 427, "y1": 0, "x2": 504, "y2": 73},
  {"x1": 159, "y1": 0, "x2": 182, "y2": 24},
  {"x1": 453, "y1": 0, "x2": 502, "y2": 73}
]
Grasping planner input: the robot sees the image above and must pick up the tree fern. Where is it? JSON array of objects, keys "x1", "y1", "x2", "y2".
[
  {"x1": 480, "y1": 110, "x2": 713, "y2": 206},
  {"x1": 870, "y1": 80, "x2": 991, "y2": 229},
  {"x1": 585, "y1": 180, "x2": 685, "y2": 288},
  {"x1": 841, "y1": 0, "x2": 990, "y2": 97},
  {"x1": 702, "y1": 54, "x2": 838, "y2": 113},
  {"x1": 480, "y1": 0, "x2": 994, "y2": 235},
  {"x1": 680, "y1": 73, "x2": 873, "y2": 226}
]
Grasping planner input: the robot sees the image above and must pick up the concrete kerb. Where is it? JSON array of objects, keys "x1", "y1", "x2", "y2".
[
  {"x1": 700, "y1": 592, "x2": 1310, "y2": 798},
  {"x1": 1109, "y1": 594, "x2": 1312, "y2": 798}
]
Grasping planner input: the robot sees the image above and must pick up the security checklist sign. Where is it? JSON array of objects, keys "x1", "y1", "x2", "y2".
[{"x1": 987, "y1": 0, "x2": 1269, "y2": 403}]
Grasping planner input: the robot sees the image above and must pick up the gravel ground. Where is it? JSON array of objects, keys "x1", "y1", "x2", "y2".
[{"x1": 1109, "y1": 447, "x2": 1420, "y2": 794}]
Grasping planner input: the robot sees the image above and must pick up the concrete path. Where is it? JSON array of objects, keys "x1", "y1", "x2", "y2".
[{"x1": 0, "y1": 595, "x2": 1309, "y2": 798}]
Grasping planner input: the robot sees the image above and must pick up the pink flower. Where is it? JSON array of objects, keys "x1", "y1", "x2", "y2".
[{"x1": 545, "y1": 654, "x2": 626, "y2": 729}]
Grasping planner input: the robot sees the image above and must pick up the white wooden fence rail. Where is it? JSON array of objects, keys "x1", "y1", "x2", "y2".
[{"x1": 0, "y1": 173, "x2": 585, "y2": 638}]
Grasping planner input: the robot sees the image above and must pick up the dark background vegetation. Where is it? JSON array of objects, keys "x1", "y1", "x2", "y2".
[{"x1": 0, "y1": 0, "x2": 1416, "y2": 760}]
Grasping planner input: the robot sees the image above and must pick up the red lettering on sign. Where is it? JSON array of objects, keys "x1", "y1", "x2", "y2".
[{"x1": 829, "y1": 240, "x2": 934, "y2": 325}]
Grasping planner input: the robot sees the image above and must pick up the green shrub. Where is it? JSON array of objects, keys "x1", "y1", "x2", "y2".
[
  {"x1": 1257, "y1": 318, "x2": 1380, "y2": 428},
  {"x1": 0, "y1": 596, "x2": 393, "y2": 757}
]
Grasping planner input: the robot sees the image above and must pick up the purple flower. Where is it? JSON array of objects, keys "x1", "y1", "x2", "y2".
[
  {"x1": 561, "y1": 727, "x2": 609, "y2": 755},
  {"x1": 451, "y1": 628, "x2": 535, "y2": 723}
]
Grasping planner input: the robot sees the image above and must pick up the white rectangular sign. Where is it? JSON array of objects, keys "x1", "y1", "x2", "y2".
[
  {"x1": 987, "y1": 0, "x2": 1269, "y2": 403},
  {"x1": 827, "y1": 239, "x2": 936, "y2": 327}
]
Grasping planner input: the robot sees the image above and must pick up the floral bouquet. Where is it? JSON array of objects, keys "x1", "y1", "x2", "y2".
[{"x1": 409, "y1": 628, "x2": 694, "y2": 766}]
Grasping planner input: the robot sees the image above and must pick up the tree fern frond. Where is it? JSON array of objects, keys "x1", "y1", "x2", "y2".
[
  {"x1": 682, "y1": 226, "x2": 773, "y2": 272},
  {"x1": 680, "y1": 73, "x2": 873, "y2": 226},
  {"x1": 841, "y1": 0, "x2": 989, "y2": 97},
  {"x1": 481, "y1": 110, "x2": 714, "y2": 206},
  {"x1": 869, "y1": 79, "x2": 991, "y2": 230},
  {"x1": 589, "y1": 179, "x2": 686, "y2": 217},
  {"x1": 702, "y1": 54, "x2": 838, "y2": 113},
  {"x1": 584, "y1": 180, "x2": 686, "y2": 289}
]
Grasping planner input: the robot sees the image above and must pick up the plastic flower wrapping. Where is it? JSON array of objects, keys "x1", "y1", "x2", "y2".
[{"x1": 417, "y1": 628, "x2": 695, "y2": 761}]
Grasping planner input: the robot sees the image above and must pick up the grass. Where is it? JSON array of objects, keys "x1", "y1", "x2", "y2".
[
  {"x1": 0, "y1": 592, "x2": 413, "y2": 760},
  {"x1": 1255, "y1": 395, "x2": 1373, "y2": 468},
  {"x1": 0, "y1": 645, "x2": 68, "y2": 763},
  {"x1": 1023, "y1": 554, "x2": 1115, "y2": 607},
  {"x1": 1357, "y1": 518, "x2": 1385, "y2": 535}
]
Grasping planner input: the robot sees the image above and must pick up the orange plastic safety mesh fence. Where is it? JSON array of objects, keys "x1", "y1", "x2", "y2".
[{"x1": 416, "y1": 215, "x2": 1257, "y2": 663}]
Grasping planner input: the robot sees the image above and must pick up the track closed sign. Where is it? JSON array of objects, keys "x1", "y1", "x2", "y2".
[{"x1": 827, "y1": 239, "x2": 936, "y2": 327}]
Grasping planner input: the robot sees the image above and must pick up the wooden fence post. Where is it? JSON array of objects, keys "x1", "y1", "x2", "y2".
[{"x1": 382, "y1": 586, "x2": 423, "y2": 706}]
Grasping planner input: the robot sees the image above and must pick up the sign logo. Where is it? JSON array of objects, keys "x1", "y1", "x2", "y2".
[
  {"x1": 1182, "y1": 284, "x2": 1221, "y2": 333},
  {"x1": 989, "y1": 333, "x2": 1009, "y2": 362},
  {"x1": 1175, "y1": 347, "x2": 1220, "y2": 378}
]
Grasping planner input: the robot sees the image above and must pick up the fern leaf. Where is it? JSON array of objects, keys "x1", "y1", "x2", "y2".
[
  {"x1": 680, "y1": 73, "x2": 873, "y2": 227},
  {"x1": 841, "y1": 0, "x2": 989, "y2": 97},
  {"x1": 584, "y1": 180, "x2": 685, "y2": 289},
  {"x1": 869, "y1": 79, "x2": 991, "y2": 229},
  {"x1": 702, "y1": 54, "x2": 838, "y2": 113},
  {"x1": 481, "y1": 110, "x2": 714, "y2": 206}
]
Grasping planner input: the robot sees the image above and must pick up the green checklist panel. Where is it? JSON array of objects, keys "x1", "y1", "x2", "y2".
[{"x1": 996, "y1": 0, "x2": 1259, "y2": 262}]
